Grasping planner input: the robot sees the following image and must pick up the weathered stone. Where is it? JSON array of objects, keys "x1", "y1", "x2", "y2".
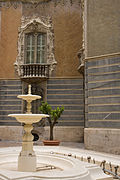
[
  {"x1": 88, "y1": 105, "x2": 120, "y2": 112},
  {"x1": 88, "y1": 89, "x2": 120, "y2": 96},
  {"x1": 88, "y1": 80, "x2": 120, "y2": 89},
  {"x1": 0, "y1": 126, "x2": 84, "y2": 142},
  {"x1": 88, "y1": 97, "x2": 120, "y2": 104},
  {"x1": 87, "y1": 121, "x2": 120, "y2": 128},
  {"x1": 84, "y1": 128, "x2": 120, "y2": 154},
  {"x1": 86, "y1": 57, "x2": 120, "y2": 67},
  {"x1": 44, "y1": 126, "x2": 84, "y2": 142},
  {"x1": 88, "y1": 113, "x2": 120, "y2": 120},
  {"x1": 47, "y1": 79, "x2": 83, "y2": 85},
  {"x1": 87, "y1": 64, "x2": 120, "y2": 74},
  {"x1": 88, "y1": 72, "x2": 120, "y2": 82},
  {"x1": 0, "y1": 126, "x2": 23, "y2": 141}
]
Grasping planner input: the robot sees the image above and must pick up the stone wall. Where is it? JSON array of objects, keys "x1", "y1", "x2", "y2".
[
  {"x1": 84, "y1": 0, "x2": 120, "y2": 154},
  {"x1": 84, "y1": 128, "x2": 120, "y2": 155},
  {"x1": 84, "y1": 53, "x2": 120, "y2": 154},
  {"x1": 44, "y1": 126, "x2": 84, "y2": 142},
  {"x1": 86, "y1": 0, "x2": 120, "y2": 57},
  {"x1": 22, "y1": 1, "x2": 82, "y2": 77},
  {"x1": 0, "y1": 1, "x2": 84, "y2": 132},
  {"x1": 0, "y1": 1, "x2": 84, "y2": 142},
  {"x1": 85, "y1": 53, "x2": 120, "y2": 128},
  {"x1": 47, "y1": 78, "x2": 84, "y2": 126},
  {"x1": 0, "y1": 126, "x2": 84, "y2": 142},
  {"x1": 0, "y1": 1, "x2": 83, "y2": 78},
  {"x1": 0, "y1": 80, "x2": 22, "y2": 126},
  {"x1": 0, "y1": 77, "x2": 84, "y2": 141}
]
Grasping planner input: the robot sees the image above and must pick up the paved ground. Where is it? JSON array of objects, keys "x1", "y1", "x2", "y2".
[{"x1": 0, "y1": 140, "x2": 85, "y2": 149}]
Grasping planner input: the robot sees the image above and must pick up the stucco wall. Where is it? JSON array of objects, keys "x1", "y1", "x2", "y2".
[
  {"x1": 0, "y1": 1, "x2": 83, "y2": 78},
  {"x1": 22, "y1": 1, "x2": 82, "y2": 77},
  {"x1": 86, "y1": 0, "x2": 120, "y2": 57},
  {"x1": 53, "y1": 6, "x2": 82, "y2": 77},
  {"x1": 0, "y1": 6, "x2": 22, "y2": 78}
]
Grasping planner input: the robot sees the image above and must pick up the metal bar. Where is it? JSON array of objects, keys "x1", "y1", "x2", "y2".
[{"x1": 103, "y1": 169, "x2": 120, "y2": 179}]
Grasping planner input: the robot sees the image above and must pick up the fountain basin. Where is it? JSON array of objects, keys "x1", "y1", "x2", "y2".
[
  {"x1": 0, "y1": 146, "x2": 113, "y2": 180},
  {"x1": 8, "y1": 114, "x2": 49, "y2": 124},
  {"x1": 17, "y1": 94, "x2": 41, "y2": 101},
  {"x1": 8, "y1": 113, "x2": 49, "y2": 172}
]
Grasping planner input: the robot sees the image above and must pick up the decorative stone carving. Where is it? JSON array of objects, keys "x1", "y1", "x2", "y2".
[
  {"x1": 15, "y1": 16, "x2": 57, "y2": 77},
  {"x1": 78, "y1": 0, "x2": 85, "y2": 74},
  {"x1": 0, "y1": 0, "x2": 81, "y2": 8},
  {"x1": 77, "y1": 48, "x2": 85, "y2": 74},
  {"x1": 0, "y1": 1, "x2": 21, "y2": 8}
]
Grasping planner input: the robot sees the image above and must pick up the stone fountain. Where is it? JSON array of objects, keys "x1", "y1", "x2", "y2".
[
  {"x1": 0, "y1": 84, "x2": 113, "y2": 179},
  {"x1": 8, "y1": 84, "x2": 49, "y2": 172}
]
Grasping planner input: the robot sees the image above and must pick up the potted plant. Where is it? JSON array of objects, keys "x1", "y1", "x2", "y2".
[{"x1": 39, "y1": 101, "x2": 64, "y2": 145}]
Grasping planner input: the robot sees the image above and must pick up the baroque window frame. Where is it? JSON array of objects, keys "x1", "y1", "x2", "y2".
[{"x1": 15, "y1": 16, "x2": 57, "y2": 77}]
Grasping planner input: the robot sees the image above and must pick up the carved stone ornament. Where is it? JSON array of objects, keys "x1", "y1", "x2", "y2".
[
  {"x1": 77, "y1": 48, "x2": 85, "y2": 74},
  {"x1": 0, "y1": 0, "x2": 51, "y2": 9},
  {"x1": 77, "y1": 0, "x2": 85, "y2": 74},
  {"x1": 0, "y1": 0, "x2": 82, "y2": 8},
  {"x1": 15, "y1": 16, "x2": 57, "y2": 77},
  {"x1": 0, "y1": 0, "x2": 51, "y2": 4}
]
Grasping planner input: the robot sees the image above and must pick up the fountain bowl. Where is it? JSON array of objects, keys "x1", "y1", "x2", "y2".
[
  {"x1": 8, "y1": 114, "x2": 49, "y2": 124},
  {"x1": 17, "y1": 94, "x2": 41, "y2": 101}
]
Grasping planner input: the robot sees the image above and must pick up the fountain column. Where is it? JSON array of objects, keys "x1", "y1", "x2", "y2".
[
  {"x1": 8, "y1": 84, "x2": 49, "y2": 172},
  {"x1": 18, "y1": 85, "x2": 36, "y2": 172},
  {"x1": 18, "y1": 124, "x2": 36, "y2": 172}
]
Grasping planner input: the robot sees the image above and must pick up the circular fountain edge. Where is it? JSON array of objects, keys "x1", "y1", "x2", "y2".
[{"x1": 0, "y1": 146, "x2": 113, "y2": 180}]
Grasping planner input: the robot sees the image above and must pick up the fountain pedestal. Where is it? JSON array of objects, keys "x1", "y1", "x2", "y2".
[
  {"x1": 6, "y1": 85, "x2": 113, "y2": 179},
  {"x1": 8, "y1": 85, "x2": 49, "y2": 172},
  {"x1": 18, "y1": 124, "x2": 36, "y2": 172}
]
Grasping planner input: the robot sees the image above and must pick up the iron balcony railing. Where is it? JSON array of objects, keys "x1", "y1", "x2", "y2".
[{"x1": 20, "y1": 63, "x2": 50, "y2": 79}]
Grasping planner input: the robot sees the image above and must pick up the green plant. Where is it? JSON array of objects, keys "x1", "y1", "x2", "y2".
[{"x1": 39, "y1": 102, "x2": 64, "y2": 140}]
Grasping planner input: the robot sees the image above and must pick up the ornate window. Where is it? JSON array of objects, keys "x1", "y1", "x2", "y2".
[
  {"x1": 15, "y1": 16, "x2": 57, "y2": 79},
  {"x1": 25, "y1": 32, "x2": 47, "y2": 64}
]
